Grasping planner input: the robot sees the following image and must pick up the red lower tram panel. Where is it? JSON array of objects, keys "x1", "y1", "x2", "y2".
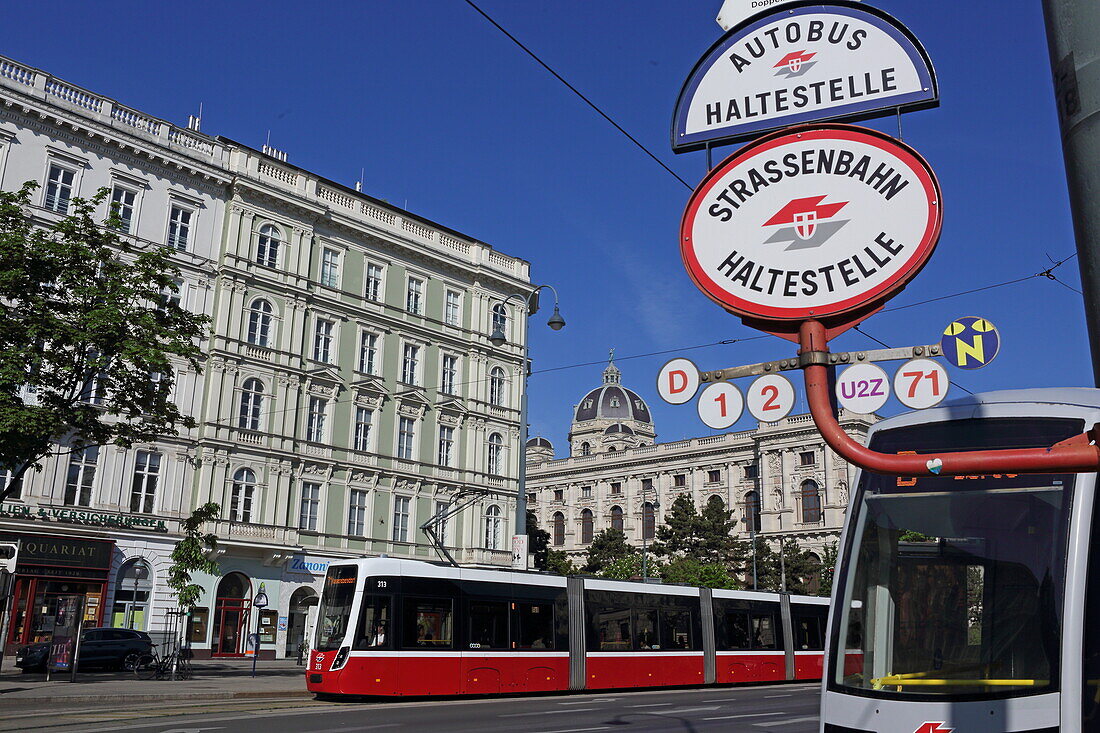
[
  {"x1": 715, "y1": 651, "x2": 787, "y2": 684},
  {"x1": 585, "y1": 653, "x2": 705, "y2": 690}
]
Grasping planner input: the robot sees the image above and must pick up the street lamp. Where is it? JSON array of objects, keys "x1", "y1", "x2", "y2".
[{"x1": 489, "y1": 284, "x2": 566, "y2": 548}]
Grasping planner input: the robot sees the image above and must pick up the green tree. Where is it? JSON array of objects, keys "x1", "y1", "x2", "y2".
[
  {"x1": 818, "y1": 540, "x2": 839, "y2": 597},
  {"x1": 600, "y1": 553, "x2": 662, "y2": 581},
  {"x1": 748, "y1": 538, "x2": 822, "y2": 594},
  {"x1": 650, "y1": 494, "x2": 702, "y2": 558},
  {"x1": 696, "y1": 495, "x2": 747, "y2": 566},
  {"x1": 0, "y1": 184, "x2": 209, "y2": 501},
  {"x1": 545, "y1": 549, "x2": 577, "y2": 575},
  {"x1": 167, "y1": 502, "x2": 221, "y2": 610},
  {"x1": 583, "y1": 527, "x2": 636, "y2": 573},
  {"x1": 526, "y1": 510, "x2": 552, "y2": 571},
  {"x1": 661, "y1": 556, "x2": 740, "y2": 589}
]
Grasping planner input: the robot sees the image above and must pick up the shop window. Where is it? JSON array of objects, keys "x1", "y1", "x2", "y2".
[
  {"x1": 112, "y1": 559, "x2": 152, "y2": 630},
  {"x1": 190, "y1": 607, "x2": 209, "y2": 643}
]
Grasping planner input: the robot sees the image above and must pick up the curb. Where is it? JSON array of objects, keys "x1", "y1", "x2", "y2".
[{"x1": 0, "y1": 689, "x2": 314, "y2": 706}]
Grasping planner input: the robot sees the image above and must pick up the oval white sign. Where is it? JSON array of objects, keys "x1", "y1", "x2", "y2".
[
  {"x1": 673, "y1": 2, "x2": 937, "y2": 150},
  {"x1": 656, "y1": 357, "x2": 701, "y2": 405},
  {"x1": 835, "y1": 363, "x2": 889, "y2": 414},
  {"x1": 893, "y1": 358, "x2": 949, "y2": 409},
  {"x1": 746, "y1": 374, "x2": 796, "y2": 421},
  {"x1": 681, "y1": 124, "x2": 941, "y2": 326},
  {"x1": 697, "y1": 382, "x2": 745, "y2": 429}
]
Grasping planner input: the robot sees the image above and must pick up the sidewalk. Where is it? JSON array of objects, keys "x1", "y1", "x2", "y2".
[{"x1": 0, "y1": 656, "x2": 313, "y2": 706}]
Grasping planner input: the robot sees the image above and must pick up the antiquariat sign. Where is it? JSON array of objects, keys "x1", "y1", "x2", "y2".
[
  {"x1": 672, "y1": 1, "x2": 937, "y2": 150},
  {"x1": 680, "y1": 124, "x2": 941, "y2": 332},
  {"x1": 0, "y1": 502, "x2": 167, "y2": 532}
]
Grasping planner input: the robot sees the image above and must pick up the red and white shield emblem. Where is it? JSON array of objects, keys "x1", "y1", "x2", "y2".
[
  {"x1": 787, "y1": 57, "x2": 803, "y2": 74},
  {"x1": 794, "y1": 211, "x2": 817, "y2": 240}
]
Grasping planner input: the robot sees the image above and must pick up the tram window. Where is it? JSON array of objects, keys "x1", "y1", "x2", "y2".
[
  {"x1": 402, "y1": 597, "x2": 453, "y2": 649},
  {"x1": 659, "y1": 609, "x2": 692, "y2": 650},
  {"x1": 469, "y1": 600, "x2": 508, "y2": 649},
  {"x1": 317, "y1": 565, "x2": 357, "y2": 651},
  {"x1": 514, "y1": 602, "x2": 554, "y2": 649},
  {"x1": 634, "y1": 609, "x2": 658, "y2": 650},
  {"x1": 590, "y1": 603, "x2": 632, "y2": 651},
  {"x1": 353, "y1": 595, "x2": 391, "y2": 650},
  {"x1": 752, "y1": 614, "x2": 777, "y2": 650},
  {"x1": 795, "y1": 615, "x2": 824, "y2": 651}
]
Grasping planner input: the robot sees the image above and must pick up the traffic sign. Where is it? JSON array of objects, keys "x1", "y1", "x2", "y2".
[
  {"x1": 657, "y1": 357, "x2": 701, "y2": 404},
  {"x1": 746, "y1": 374, "x2": 796, "y2": 421},
  {"x1": 673, "y1": 2, "x2": 937, "y2": 151},
  {"x1": 940, "y1": 316, "x2": 999, "y2": 369},
  {"x1": 893, "y1": 358, "x2": 948, "y2": 409},
  {"x1": 697, "y1": 382, "x2": 745, "y2": 429},
  {"x1": 681, "y1": 124, "x2": 942, "y2": 336},
  {"x1": 835, "y1": 363, "x2": 890, "y2": 413}
]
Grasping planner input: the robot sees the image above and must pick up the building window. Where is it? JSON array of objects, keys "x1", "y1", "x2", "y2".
[
  {"x1": 580, "y1": 442, "x2": 591, "y2": 456},
  {"x1": 401, "y1": 344, "x2": 419, "y2": 385},
  {"x1": 484, "y1": 504, "x2": 502, "y2": 549},
  {"x1": 299, "y1": 482, "x2": 320, "y2": 531},
  {"x1": 487, "y1": 432, "x2": 504, "y2": 475},
  {"x1": 642, "y1": 478, "x2": 654, "y2": 493},
  {"x1": 553, "y1": 488, "x2": 564, "y2": 501},
  {"x1": 256, "y1": 224, "x2": 282, "y2": 268},
  {"x1": 437, "y1": 425, "x2": 455, "y2": 467},
  {"x1": 580, "y1": 509, "x2": 594, "y2": 544},
  {"x1": 320, "y1": 247, "x2": 341, "y2": 288},
  {"x1": 552, "y1": 512, "x2": 565, "y2": 546},
  {"x1": 441, "y1": 354, "x2": 458, "y2": 395},
  {"x1": 109, "y1": 186, "x2": 136, "y2": 233},
  {"x1": 610, "y1": 481, "x2": 622, "y2": 495},
  {"x1": 801, "y1": 480, "x2": 822, "y2": 524},
  {"x1": 313, "y1": 319, "x2": 335, "y2": 363},
  {"x1": 392, "y1": 496, "x2": 410, "y2": 542},
  {"x1": 707, "y1": 469, "x2": 721, "y2": 484},
  {"x1": 489, "y1": 367, "x2": 507, "y2": 407},
  {"x1": 365, "y1": 263, "x2": 384, "y2": 302},
  {"x1": 800, "y1": 451, "x2": 815, "y2": 466},
  {"x1": 238, "y1": 378, "x2": 264, "y2": 431},
  {"x1": 348, "y1": 489, "x2": 368, "y2": 536},
  {"x1": 247, "y1": 299, "x2": 274, "y2": 347},
  {"x1": 581, "y1": 485, "x2": 592, "y2": 499},
  {"x1": 743, "y1": 491, "x2": 761, "y2": 533},
  {"x1": 354, "y1": 407, "x2": 373, "y2": 452},
  {"x1": 64, "y1": 446, "x2": 99, "y2": 507},
  {"x1": 129, "y1": 450, "x2": 160, "y2": 514},
  {"x1": 434, "y1": 499, "x2": 450, "y2": 545},
  {"x1": 406, "y1": 277, "x2": 423, "y2": 314},
  {"x1": 611, "y1": 505, "x2": 624, "y2": 532},
  {"x1": 491, "y1": 303, "x2": 507, "y2": 338},
  {"x1": 745, "y1": 464, "x2": 759, "y2": 480},
  {"x1": 397, "y1": 416, "x2": 416, "y2": 460},
  {"x1": 642, "y1": 502, "x2": 656, "y2": 541},
  {"x1": 44, "y1": 163, "x2": 75, "y2": 214},
  {"x1": 673, "y1": 474, "x2": 686, "y2": 488},
  {"x1": 306, "y1": 396, "x2": 327, "y2": 442},
  {"x1": 167, "y1": 204, "x2": 192, "y2": 250},
  {"x1": 357, "y1": 331, "x2": 378, "y2": 374},
  {"x1": 444, "y1": 290, "x2": 461, "y2": 326},
  {"x1": 230, "y1": 468, "x2": 256, "y2": 523}
]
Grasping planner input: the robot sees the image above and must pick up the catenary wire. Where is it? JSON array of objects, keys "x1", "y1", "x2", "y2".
[{"x1": 852, "y1": 325, "x2": 974, "y2": 395}]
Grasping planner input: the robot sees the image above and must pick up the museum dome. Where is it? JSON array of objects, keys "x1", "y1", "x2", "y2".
[{"x1": 574, "y1": 362, "x2": 652, "y2": 424}]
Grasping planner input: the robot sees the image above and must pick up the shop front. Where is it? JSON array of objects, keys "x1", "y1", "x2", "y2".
[{"x1": 1, "y1": 531, "x2": 114, "y2": 653}]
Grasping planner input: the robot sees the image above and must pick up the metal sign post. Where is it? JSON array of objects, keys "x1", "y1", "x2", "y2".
[{"x1": 252, "y1": 586, "x2": 269, "y2": 678}]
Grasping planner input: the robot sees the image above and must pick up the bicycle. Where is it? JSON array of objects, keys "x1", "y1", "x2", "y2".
[{"x1": 124, "y1": 644, "x2": 193, "y2": 680}]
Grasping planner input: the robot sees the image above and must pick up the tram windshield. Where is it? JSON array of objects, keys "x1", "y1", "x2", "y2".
[
  {"x1": 832, "y1": 417, "x2": 1081, "y2": 700},
  {"x1": 316, "y1": 565, "x2": 358, "y2": 651}
]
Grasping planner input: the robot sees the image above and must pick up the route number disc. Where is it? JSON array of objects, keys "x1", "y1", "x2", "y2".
[
  {"x1": 835, "y1": 363, "x2": 890, "y2": 414},
  {"x1": 747, "y1": 374, "x2": 796, "y2": 421},
  {"x1": 893, "y1": 358, "x2": 949, "y2": 409},
  {"x1": 657, "y1": 358, "x2": 701, "y2": 405},
  {"x1": 697, "y1": 382, "x2": 745, "y2": 430}
]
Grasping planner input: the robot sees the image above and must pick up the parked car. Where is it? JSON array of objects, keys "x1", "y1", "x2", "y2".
[{"x1": 15, "y1": 627, "x2": 153, "y2": 672}]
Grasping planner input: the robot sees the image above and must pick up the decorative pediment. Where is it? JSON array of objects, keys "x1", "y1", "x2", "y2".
[
  {"x1": 436, "y1": 397, "x2": 468, "y2": 420},
  {"x1": 305, "y1": 368, "x2": 342, "y2": 397},
  {"x1": 395, "y1": 387, "x2": 431, "y2": 418},
  {"x1": 351, "y1": 376, "x2": 388, "y2": 408},
  {"x1": 349, "y1": 470, "x2": 378, "y2": 487},
  {"x1": 301, "y1": 463, "x2": 332, "y2": 478}
]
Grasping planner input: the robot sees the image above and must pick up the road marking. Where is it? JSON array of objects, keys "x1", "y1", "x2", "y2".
[
  {"x1": 626, "y1": 703, "x2": 672, "y2": 708},
  {"x1": 704, "y1": 712, "x2": 785, "y2": 721},
  {"x1": 764, "y1": 693, "x2": 793, "y2": 698},
  {"x1": 536, "y1": 728, "x2": 609, "y2": 733},
  {"x1": 658, "y1": 706, "x2": 721, "y2": 715},
  {"x1": 754, "y1": 715, "x2": 819, "y2": 727},
  {"x1": 558, "y1": 698, "x2": 615, "y2": 705},
  {"x1": 501, "y1": 708, "x2": 596, "y2": 718}
]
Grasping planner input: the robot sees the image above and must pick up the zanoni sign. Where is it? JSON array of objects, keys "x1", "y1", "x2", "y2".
[
  {"x1": 672, "y1": 1, "x2": 937, "y2": 150},
  {"x1": 680, "y1": 124, "x2": 941, "y2": 335}
]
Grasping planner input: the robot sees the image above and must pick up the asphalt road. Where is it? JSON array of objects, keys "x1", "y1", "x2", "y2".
[{"x1": 10, "y1": 682, "x2": 822, "y2": 733}]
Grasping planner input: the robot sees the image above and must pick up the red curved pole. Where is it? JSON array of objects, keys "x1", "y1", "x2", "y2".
[{"x1": 799, "y1": 320, "x2": 1100, "y2": 477}]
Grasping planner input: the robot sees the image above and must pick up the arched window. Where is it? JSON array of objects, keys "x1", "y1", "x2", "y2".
[
  {"x1": 580, "y1": 442, "x2": 591, "y2": 456},
  {"x1": 246, "y1": 298, "x2": 273, "y2": 346},
  {"x1": 238, "y1": 378, "x2": 264, "y2": 431},
  {"x1": 491, "y1": 303, "x2": 507, "y2": 338},
  {"x1": 580, "y1": 509, "x2": 594, "y2": 544},
  {"x1": 552, "y1": 511, "x2": 565, "y2": 546},
  {"x1": 642, "y1": 502, "x2": 656, "y2": 540},
  {"x1": 743, "y1": 490, "x2": 761, "y2": 533},
  {"x1": 489, "y1": 367, "x2": 507, "y2": 407},
  {"x1": 800, "y1": 480, "x2": 822, "y2": 524},
  {"x1": 113, "y1": 559, "x2": 152, "y2": 630},
  {"x1": 256, "y1": 224, "x2": 282, "y2": 268},
  {"x1": 484, "y1": 504, "x2": 502, "y2": 550},
  {"x1": 607, "y1": 446, "x2": 616, "y2": 453},
  {"x1": 610, "y1": 505, "x2": 624, "y2": 532},
  {"x1": 230, "y1": 468, "x2": 256, "y2": 523},
  {"x1": 487, "y1": 432, "x2": 504, "y2": 475}
]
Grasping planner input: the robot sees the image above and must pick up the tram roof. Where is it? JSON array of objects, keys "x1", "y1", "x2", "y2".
[{"x1": 872, "y1": 387, "x2": 1100, "y2": 434}]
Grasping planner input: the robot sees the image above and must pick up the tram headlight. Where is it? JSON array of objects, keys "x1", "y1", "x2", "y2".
[{"x1": 331, "y1": 646, "x2": 350, "y2": 671}]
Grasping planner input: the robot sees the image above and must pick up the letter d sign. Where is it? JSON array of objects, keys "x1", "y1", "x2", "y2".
[{"x1": 657, "y1": 358, "x2": 700, "y2": 405}]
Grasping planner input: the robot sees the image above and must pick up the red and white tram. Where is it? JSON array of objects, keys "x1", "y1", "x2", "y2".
[{"x1": 306, "y1": 558, "x2": 835, "y2": 697}]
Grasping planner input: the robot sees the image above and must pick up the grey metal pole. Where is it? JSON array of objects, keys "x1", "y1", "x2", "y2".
[
  {"x1": 779, "y1": 537, "x2": 787, "y2": 593},
  {"x1": 1043, "y1": 0, "x2": 1100, "y2": 385}
]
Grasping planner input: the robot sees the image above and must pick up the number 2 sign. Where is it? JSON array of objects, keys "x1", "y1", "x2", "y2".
[
  {"x1": 697, "y1": 382, "x2": 744, "y2": 429},
  {"x1": 747, "y1": 374, "x2": 796, "y2": 421},
  {"x1": 893, "y1": 358, "x2": 949, "y2": 409}
]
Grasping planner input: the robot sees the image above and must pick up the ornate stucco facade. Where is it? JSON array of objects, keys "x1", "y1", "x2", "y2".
[{"x1": 526, "y1": 362, "x2": 876, "y2": 564}]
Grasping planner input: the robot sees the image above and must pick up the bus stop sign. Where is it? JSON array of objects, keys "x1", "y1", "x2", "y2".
[{"x1": 681, "y1": 123, "x2": 942, "y2": 340}]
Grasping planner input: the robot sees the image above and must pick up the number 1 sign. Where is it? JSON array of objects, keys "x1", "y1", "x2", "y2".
[
  {"x1": 893, "y1": 358, "x2": 948, "y2": 409},
  {"x1": 747, "y1": 374, "x2": 796, "y2": 421},
  {"x1": 697, "y1": 382, "x2": 745, "y2": 429}
]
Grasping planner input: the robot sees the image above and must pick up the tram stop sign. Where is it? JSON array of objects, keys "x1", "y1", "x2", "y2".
[{"x1": 680, "y1": 124, "x2": 942, "y2": 340}]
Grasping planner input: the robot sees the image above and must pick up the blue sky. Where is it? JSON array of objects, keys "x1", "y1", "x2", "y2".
[{"x1": 3, "y1": 1, "x2": 1087, "y2": 452}]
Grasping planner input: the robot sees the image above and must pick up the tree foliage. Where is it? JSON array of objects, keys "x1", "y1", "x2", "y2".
[
  {"x1": 600, "y1": 553, "x2": 662, "y2": 581},
  {"x1": 818, "y1": 540, "x2": 839, "y2": 597},
  {"x1": 583, "y1": 527, "x2": 636, "y2": 573},
  {"x1": 545, "y1": 549, "x2": 577, "y2": 576},
  {"x1": 661, "y1": 557, "x2": 740, "y2": 589},
  {"x1": 746, "y1": 537, "x2": 824, "y2": 594},
  {"x1": 0, "y1": 183, "x2": 209, "y2": 501},
  {"x1": 526, "y1": 509, "x2": 552, "y2": 571},
  {"x1": 167, "y1": 502, "x2": 221, "y2": 610},
  {"x1": 650, "y1": 494, "x2": 701, "y2": 558}
]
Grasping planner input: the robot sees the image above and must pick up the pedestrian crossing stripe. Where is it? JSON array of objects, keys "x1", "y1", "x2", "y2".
[{"x1": 940, "y1": 316, "x2": 1000, "y2": 369}]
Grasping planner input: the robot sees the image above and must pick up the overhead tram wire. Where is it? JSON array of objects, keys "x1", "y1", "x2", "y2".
[
  {"x1": 462, "y1": 0, "x2": 693, "y2": 191},
  {"x1": 853, "y1": 325, "x2": 974, "y2": 396}
]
